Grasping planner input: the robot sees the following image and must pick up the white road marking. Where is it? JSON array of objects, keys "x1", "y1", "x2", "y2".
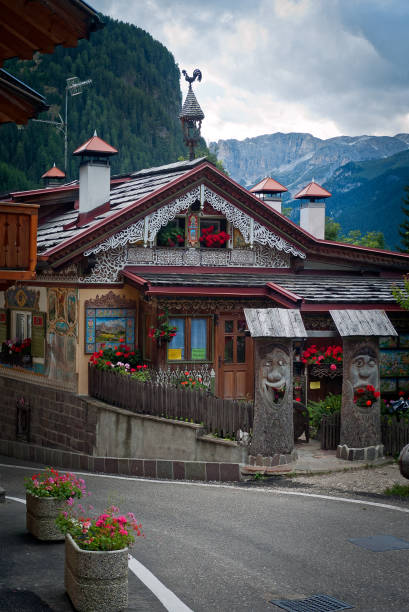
[
  {"x1": 128, "y1": 554, "x2": 193, "y2": 612},
  {"x1": 2, "y1": 462, "x2": 409, "y2": 514},
  {"x1": 5, "y1": 496, "x2": 26, "y2": 504},
  {"x1": 5, "y1": 494, "x2": 194, "y2": 612}
]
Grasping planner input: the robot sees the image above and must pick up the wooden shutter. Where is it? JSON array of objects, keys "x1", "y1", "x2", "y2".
[
  {"x1": 31, "y1": 312, "x2": 46, "y2": 358},
  {"x1": 0, "y1": 309, "x2": 8, "y2": 344}
]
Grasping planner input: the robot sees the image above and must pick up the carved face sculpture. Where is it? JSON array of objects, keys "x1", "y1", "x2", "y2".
[
  {"x1": 260, "y1": 346, "x2": 290, "y2": 406},
  {"x1": 350, "y1": 346, "x2": 378, "y2": 391}
]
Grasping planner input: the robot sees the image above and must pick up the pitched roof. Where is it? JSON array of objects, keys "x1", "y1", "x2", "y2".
[
  {"x1": 179, "y1": 85, "x2": 205, "y2": 120},
  {"x1": 41, "y1": 164, "x2": 65, "y2": 179},
  {"x1": 330, "y1": 309, "x2": 398, "y2": 336},
  {"x1": 72, "y1": 133, "x2": 118, "y2": 156},
  {"x1": 294, "y1": 181, "x2": 331, "y2": 199},
  {"x1": 36, "y1": 157, "x2": 206, "y2": 253},
  {"x1": 250, "y1": 177, "x2": 288, "y2": 194},
  {"x1": 122, "y1": 269, "x2": 405, "y2": 304}
]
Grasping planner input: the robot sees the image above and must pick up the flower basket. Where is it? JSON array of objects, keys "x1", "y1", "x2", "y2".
[
  {"x1": 65, "y1": 533, "x2": 128, "y2": 612},
  {"x1": 26, "y1": 492, "x2": 65, "y2": 541},
  {"x1": 309, "y1": 363, "x2": 343, "y2": 379}
]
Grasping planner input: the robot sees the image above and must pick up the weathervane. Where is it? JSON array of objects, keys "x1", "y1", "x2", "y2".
[
  {"x1": 179, "y1": 68, "x2": 205, "y2": 161},
  {"x1": 182, "y1": 69, "x2": 202, "y2": 85}
]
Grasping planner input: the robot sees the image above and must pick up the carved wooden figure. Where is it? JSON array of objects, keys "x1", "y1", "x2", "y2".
[
  {"x1": 338, "y1": 336, "x2": 383, "y2": 459},
  {"x1": 251, "y1": 338, "x2": 294, "y2": 457}
]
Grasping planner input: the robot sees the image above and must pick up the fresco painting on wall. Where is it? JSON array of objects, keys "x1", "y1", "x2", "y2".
[{"x1": 45, "y1": 288, "x2": 78, "y2": 387}]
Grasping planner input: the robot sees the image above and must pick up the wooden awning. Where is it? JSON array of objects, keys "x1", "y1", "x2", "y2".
[
  {"x1": 244, "y1": 308, "x2": 307, "y2": 339},
  {"x1": 0, "y1": 0, "x2": 103, "y2": 66},
  {"x1": 329, "y1": 309, "x2": 397, "y2": 337}
]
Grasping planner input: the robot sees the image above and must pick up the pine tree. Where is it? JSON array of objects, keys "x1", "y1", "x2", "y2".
[{"x1": 398, "y1": 186, "x2": 409, "y2": 252}]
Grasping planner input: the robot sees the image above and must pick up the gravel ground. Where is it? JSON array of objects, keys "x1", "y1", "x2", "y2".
[
  {"x1": 290, "y1": 463, "x2": 409, "y2": 496},
  {"x1": 241, "y1": 463, "x2": 409, "y2": 505}
]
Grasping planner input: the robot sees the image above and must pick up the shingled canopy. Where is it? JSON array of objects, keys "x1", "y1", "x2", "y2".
[
  {"x1": 329, "y1": 309, "x2": 397, "y2": 336},
  {"x1": 244, "y1": 308, "x2": 307, "y2": 338}
]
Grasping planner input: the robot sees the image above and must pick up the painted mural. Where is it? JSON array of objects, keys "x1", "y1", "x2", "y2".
[{"x1": 45, "y1": 288, "x2": 78, "y2": 387}]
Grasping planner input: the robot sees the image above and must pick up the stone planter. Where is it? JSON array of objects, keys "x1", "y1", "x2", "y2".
[
  {"x1": 65, "y1": 533, "x2": 128, "y2": 612},
  {"x1": 26, "y1": 492, "x2": 65, "y2": 541}
]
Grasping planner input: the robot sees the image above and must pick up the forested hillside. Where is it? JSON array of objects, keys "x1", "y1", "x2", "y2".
[{"x1": 0, "y1": 16, "x2": 189, "y2": 192}]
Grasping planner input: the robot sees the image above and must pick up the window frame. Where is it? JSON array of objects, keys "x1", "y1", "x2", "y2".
[{"x1": 166, "y1": 315, "x2": 213, "y2": 363}]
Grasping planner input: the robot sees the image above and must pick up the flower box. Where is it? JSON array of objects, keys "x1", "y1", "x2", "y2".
[
  {"x1": 26, "y1": 492, "x2": 64, "y2": 541},
  {"x1": 65, "y1": 533, "x2": 128, "y2": 612}
]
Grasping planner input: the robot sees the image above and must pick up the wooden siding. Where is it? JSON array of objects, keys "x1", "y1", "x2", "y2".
[
  {"x1": 244, "y1": 308, "x2": 306, "y2": 338},
  {"x1": 0, "y1": 202, "x2": 38, "y2": 280},
  {"x1": 330, "y1": 309, "x2": 398, "y2": 337}
]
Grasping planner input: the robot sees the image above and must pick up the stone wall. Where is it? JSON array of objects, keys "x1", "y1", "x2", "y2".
[
  {"x1": 0, "y1": 375, "x2": 97, "y2": 455},
  {"x1": 0, "y1": 374, "x2": 245, "y2": 482}
]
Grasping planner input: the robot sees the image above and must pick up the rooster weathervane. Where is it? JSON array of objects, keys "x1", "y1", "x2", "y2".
[{"x1": 182, "y1": 69, "x2": 202, "y2": 85}]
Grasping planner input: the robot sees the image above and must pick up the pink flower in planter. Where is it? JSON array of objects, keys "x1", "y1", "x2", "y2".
[{"x1": 330, "y1": 364, "x2": 337, "y2": 371}]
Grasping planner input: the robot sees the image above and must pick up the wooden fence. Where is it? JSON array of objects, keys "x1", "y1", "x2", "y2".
[
  {"x1": 320, "y1": 412, "x2": 409, "y2": 455},
  {"x1": 320, "y1": 411, "x2": 341, "y2": 450},
  {"x1": 381, "y1": 416, "x2": 409, "y2": 456},
  {"x1": 89, "y1": 366, "x2": 253, "y2": 439}
]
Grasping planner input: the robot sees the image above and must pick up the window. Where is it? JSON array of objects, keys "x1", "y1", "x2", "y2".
[
  {"x1": 167, "y1": 316, "x2": 212, "y2": 362},
  {"x1": 12, "y1": 310, "x2": 32, "y2": 342}
]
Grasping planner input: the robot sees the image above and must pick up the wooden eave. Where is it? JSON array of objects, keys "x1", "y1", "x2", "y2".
[
  {"x1": 0, "y1": 0, "x2": 103, "y2": 66},
  {"x1": 34, "y1": 160, "x2": 409, "y2": 273},
  {"x1": 0, "y1": 68, "x2": 49, "y2": 124}
]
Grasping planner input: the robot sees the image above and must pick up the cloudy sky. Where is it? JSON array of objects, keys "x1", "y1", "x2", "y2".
[{"x1": 93, "y1": 0, "x2": 409, "y2": 144}]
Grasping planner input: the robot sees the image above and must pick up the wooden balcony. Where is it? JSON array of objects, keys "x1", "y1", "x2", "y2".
[{"x1": 0, "y1": 202, "x2": 38, "y2": 283}]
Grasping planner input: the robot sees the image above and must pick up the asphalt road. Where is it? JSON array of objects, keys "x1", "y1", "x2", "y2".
[{"x1": 1, "y1": 459, "x2": 409, "y2": 612}]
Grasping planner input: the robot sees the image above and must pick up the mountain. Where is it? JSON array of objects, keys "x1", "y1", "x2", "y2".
[
  {"x1": 324, "y1": 149, "x2": 409, "y2": 249},
  {"x1": 210, "y1": 132, "x2": 409, "y2": 249},
  {"x1": 0, "y1": 16, "x2": 189, "y2": 192}
]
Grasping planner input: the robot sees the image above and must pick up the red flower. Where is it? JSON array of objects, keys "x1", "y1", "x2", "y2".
[
  {"x1": 115, "y1": 351, "x2": 122, "y2": 356},
  {"x1": 366, "y1": 400, "x2": 372, "y2": 406}
]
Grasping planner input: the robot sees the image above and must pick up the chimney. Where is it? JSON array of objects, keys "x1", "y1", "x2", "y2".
[
  {"x1": 72, "y1": 131, "x2": 118, "y2": 220},
  {"x1": 294, "y1": 180, "x2": 331, "y2": 239},
  {"x1": 250, "y1": 177, "x2": 288, "y2": 214},
  {"x1": 41, "y1": 163, "x2": 65, "y2": 188}
]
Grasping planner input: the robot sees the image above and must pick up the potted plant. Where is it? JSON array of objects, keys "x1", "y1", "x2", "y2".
[
  {"x1": 302, "y1": 344, "x2": 343, "y2": 377},
  {"x1": 24, "y1": 468, "x2": 86, "y2": 541},
  {"x1": 148, "y1": 310, "x2": 177, "y2": 344},
  {"x1": 56, "y1": 502, "x2": 144, "y2": 612}
]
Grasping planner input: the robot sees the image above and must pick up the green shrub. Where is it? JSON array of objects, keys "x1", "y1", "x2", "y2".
[{"x1": 308, "y1": 393, "x2": 342, "y2": 428}]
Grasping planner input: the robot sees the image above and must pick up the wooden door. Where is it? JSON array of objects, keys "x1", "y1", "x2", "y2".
[{"x1": 217, "y1": 314, "x2": 254, "y2": 399}]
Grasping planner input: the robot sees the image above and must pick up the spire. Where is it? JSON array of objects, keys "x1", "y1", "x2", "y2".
[{"x1": 179, "y1": 68, "x2": 204, "y2": 161}]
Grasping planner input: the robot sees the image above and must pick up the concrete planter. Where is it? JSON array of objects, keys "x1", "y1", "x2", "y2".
[
  {"x1": 26, "y1": 492, "x2": 64, "y2": 541},
  {"x1": 65, "y1": 533, "x2": 128, "y2": 612}
]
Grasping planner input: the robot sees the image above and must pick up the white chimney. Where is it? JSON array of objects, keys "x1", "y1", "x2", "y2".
[
  {"x1": 72, "y1": 130, "x2": 118, "y2": 218},
  {"x1": 299, "y1": 201, "x2": 326, "y2": 239},
  {"x1": 79, "y1": 159, "x2": 111, "y2": 214},
  {"x1": 294, "y1": 180, "x2": 331, "y2": 239}
]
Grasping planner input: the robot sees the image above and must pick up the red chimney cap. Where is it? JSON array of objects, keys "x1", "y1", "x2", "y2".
[
  {"x1": 73, "y1": 131, "x2": 118, "y2": 157},
  {"x1": 41, "y1": 163, "x2": 65, "y2": 179},
  {"x1": 250, "y1": 177, "x2": 288, "y2": 194},
  {"x1": 294, "y1": 181, "x2": 331, "y2": 199}
]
